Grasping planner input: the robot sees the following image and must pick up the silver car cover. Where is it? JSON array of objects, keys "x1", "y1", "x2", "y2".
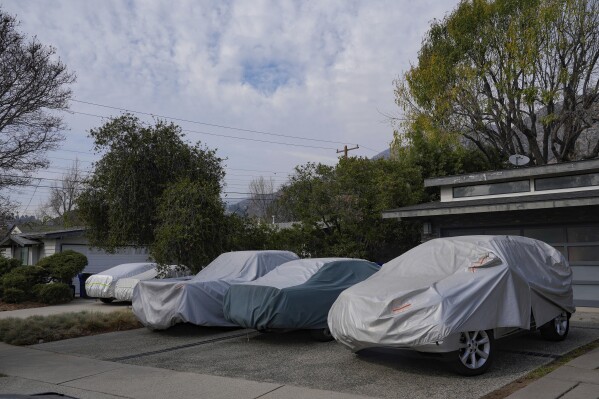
[
  {"x1": 85, "y1": 262, "x2": 158, "y2": 299},
  {"x1": 132, "y1": 250, "x2": 299, "y2": 329},
  {"x1": 328, "y1": 236, "x2": 575, "y2": 351}
]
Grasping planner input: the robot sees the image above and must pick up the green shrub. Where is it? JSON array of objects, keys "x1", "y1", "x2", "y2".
[
  {"x1": 2, "y1": 288, "x2": 27, "y2": 303},
  {"x1": 37, "y1": 250, "x2": 88, "y2": 284},
  {"x1": 2, "y1": 266, "x2": 48, "y2": 290},
  {"x1": 0, "y1": 257, "x2": 21, "y2": 277},
  {"x1": 1, "y1": 266, "x2": 49, "y2": 302},
  {"x1": 36, "y1": 283, "x2": 73, "y2": 304}
]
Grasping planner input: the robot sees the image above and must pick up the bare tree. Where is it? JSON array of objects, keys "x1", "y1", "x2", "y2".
[
  {"x1": 248, "y1": 176, "x2": 276, "y2": 222},
  {"x1": 0, "y1": 10, "x2": 75, "y2": 191},
  {"x1": 43, "y1": 160, "x2": 83, "y2": 226}
]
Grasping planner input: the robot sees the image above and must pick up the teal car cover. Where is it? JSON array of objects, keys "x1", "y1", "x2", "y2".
[{"x1": 223, "y1": 258, "x2": 380, "y2": 330}]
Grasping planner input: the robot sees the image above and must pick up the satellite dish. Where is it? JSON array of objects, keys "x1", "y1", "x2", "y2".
[{"x1": 509, "y1": 154, "x2": 530, "y2": 166}]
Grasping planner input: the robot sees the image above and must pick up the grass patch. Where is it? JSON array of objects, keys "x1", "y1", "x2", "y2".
[
  {"x1": 482, "y1": 338, "x2": 599, "y2": 399},
  {"x1": 0, "y1": 310, "x2": 142, "y2": 345}
]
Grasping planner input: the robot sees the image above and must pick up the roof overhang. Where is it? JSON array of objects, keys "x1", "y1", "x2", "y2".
[
  {"x1": 383, "y1": 190, "x2": 599, "y2": 220},
  {"x1": 0, "y1": 235, "x2": 41, "y2": 247},
  {"x1": 424, "y1": 159, "x2": 599, "y2": 187}
]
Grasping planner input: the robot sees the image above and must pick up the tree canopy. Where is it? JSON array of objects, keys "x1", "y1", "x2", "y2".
[
  {"x1": 77, "y1": 115, "x2": 224, "y2": 250},
  {"x1": 275, "y1": 157, "x2": 423, "y2": 262},
  {"x1": 151, "y1": 178, "x2": 227, "y2": 273},
  {"x1": 396, "y1": 0, "x2": 599, "y2": 165}
]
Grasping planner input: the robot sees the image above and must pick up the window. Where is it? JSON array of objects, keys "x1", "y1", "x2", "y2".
[
  {"x1": 535, "y1": 172, "x2": 599, "y2": 191},
  {"x1": 20, "y1": 247, "x2": 29, "y2": 265},
  {"x1": 453, "y1": 180, "x2": 530, "y2": 198}
]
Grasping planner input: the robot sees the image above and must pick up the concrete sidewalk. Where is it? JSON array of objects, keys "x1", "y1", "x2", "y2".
[
  {"x1": 0, "y1": 299, "x2": 131, "y2": 320},
  {"x1": 1, "y1": 341, "x2": 599, "y2": 399},
  {"x1": 506, "y1": 346, "x2": 599, "y2": 399},
  {"x1": 0, "y1": 343, "x2": 373, "y2": 399}
]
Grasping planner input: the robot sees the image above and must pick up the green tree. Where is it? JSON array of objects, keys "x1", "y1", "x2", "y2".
[
  {"x1": 151, "y1": 179, "x2": 227, "y2": 273},
  {"x1": 77, "y1": 115, "x2": 224, "y2": 250},
  {"x1": 36, "y1": 250, "x2": 87, "y2": 284},
  {"x1": 395, "y1": 0, "x2": 599, "y2": 165},
  {"x1": 275, "y1": 158, "x2": 423, "y2": 262},
  {"x1": 391, "y1": 114, "x2": 497, "y2": 201}
]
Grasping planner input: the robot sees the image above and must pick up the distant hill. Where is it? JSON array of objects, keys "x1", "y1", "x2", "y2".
[{"x1": 372, "y1": 148, "x2": 390, "y2": 160}]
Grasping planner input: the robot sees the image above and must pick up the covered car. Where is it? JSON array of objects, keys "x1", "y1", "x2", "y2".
[
  {"x1": 132, "y1": 250, "x2": 299, "y2": 330},
  {"x1": 85, "y1": 262, "x2": 185, "y2": 303},
  {"x1": 328, "y1": 236, "x2": 575, "y2": 375},
  {"x1": 114, "y1": 265, "x2": 190, "y2": 301},
  {"x1": 223, "y1": 258, "x2": 380, "y2": 340}
]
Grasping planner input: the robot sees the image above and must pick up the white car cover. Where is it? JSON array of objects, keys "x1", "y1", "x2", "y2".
[
  {"x1": 85, "y1": 262, "x2": 159, "y2": 299},
  {"x1": 114, "y1": 265, "x2": 190, "y2": 301},
  {"x1": 132, "y1": 250, "x2": 299, "y2": 329},
  {"x1": 328, "y1": 236, "x2": 575, "y2": 351}
]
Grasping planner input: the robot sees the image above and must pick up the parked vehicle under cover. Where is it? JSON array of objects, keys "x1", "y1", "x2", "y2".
[
  {"x1": 85, "y1": 262, "x2": 188, "y2": 303},
  {"x1": 223, "y1": 258, "x2": 380, "y2": 341},
  {"x1": 328, "y1": 235, "x2": 575, "y2": 375},
  {"x1": 132, "y1": 250, "x2": 299, "y2": 330}
]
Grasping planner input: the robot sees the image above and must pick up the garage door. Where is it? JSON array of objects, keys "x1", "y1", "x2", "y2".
[
  {"x1": 62, "y1": 244, "x2": 151, "y2": 275},
  {"x1": 443, "y1": 224, "x2": 599, "y2": 307}
]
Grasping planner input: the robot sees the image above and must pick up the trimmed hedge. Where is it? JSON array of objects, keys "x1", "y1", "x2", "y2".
[
  {"x1": 2, "y1": 288, "x2": 27, "y2": 304},
  {"x1": 1, "y1": 266, "x2": 48, "y2": 292},
  {"x1": 37, "y1": 250, "x2": 88, "y2": 284},
  {"x1": 35, "y1": 283, "x2": 73, "y2": 305},
  {"x1": 0, "y1": 257, "x2": 21, "y2": 278}
]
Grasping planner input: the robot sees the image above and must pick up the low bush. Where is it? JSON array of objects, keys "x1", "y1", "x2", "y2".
[
  {"x1": 0, "y1": 257, "x2": 21, "y2": 278},
  {"x1": 35, "y1": 283, "x2": 73, "y2": 305},
  {"x1": 0, "y1": 310, "x2": 142, "y2": 345},
  {"x1": 37, "y1": 250, "x2": 88, "y2": 284},
  {"x1": 1, "y1": 266, "x2": 49, "y2": 303},
  {"x1": 2, "y1": 288, "x2": 27, "y2": 303}
]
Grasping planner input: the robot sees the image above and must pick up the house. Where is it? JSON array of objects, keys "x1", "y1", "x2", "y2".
[
  {"x1": 383, "y1": 159, "x2": 599, "y2": 307},
  {"x1": 0, "y1": 225, "x2": 151, "y2": 294}
]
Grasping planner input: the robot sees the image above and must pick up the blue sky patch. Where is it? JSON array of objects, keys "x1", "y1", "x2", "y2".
[{"x1": 241, "y1": 61, "x2": 299, "y2": 95}]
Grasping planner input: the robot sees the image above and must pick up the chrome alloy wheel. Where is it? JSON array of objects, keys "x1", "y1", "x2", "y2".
[
  {"x1": 458, "y1": 330, "x2": 491, "y2": 370},
  {"x1": 554, "y1": 312, "x2": 568, "y2": 336}
]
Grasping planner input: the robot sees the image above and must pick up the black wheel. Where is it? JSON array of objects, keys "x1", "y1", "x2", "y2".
[
  {"x1": 310, "y1": 328, "x2": 334, "y2": 342},
  {"x1": 540, "y1": 311, "x2": 570, "y2": 341},
  {"x1": 100, "y1": 298, "x2": 114, "y2": 304},
  {"x1": 451, "y1": 330, "x2": 494, "y2": 376}
]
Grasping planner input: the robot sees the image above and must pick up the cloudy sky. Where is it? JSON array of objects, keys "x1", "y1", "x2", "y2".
[{"x1": 2, "y1": 0, "x2": 459, "y2": 215}]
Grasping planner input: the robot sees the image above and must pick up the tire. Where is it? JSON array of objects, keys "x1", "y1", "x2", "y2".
[
  {"x1": 540, "y1": 311, "x2": 570, "y2": 341},
  {"x1": 100, "y1": 298, "x2": 114, "y2": 304},
  {"x1": 310, "y1": 328, "x2": 334, "y2": 342},
  {"x1": 451, "y1": 330, "x2": 494, "y2": 376}
]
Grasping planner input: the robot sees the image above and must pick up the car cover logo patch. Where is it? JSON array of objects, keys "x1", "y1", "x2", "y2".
[
  {"x1": 468, "y1": 252, "x2": 501, "y2": 272},
  {"x1": 392, "y1": 303, "x2": 411, "y2": 314}
]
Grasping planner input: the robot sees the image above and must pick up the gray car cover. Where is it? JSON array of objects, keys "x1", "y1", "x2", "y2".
[
  {"x1": 328, "y1": 236, "x2": 575, "y2": 351},
  {"x1": 223, "y1": 258, "x2": 380, "y2": 330},
  {"x1": 132, "y1": 250, "x2": 299, "y2": 329}
]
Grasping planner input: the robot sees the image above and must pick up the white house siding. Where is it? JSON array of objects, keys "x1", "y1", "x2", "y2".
[{"x1": 40, "y1": 239, "x2": 58, "y2": 258}]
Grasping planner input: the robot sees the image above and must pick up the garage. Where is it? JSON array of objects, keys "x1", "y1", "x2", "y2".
[
  {"x1": 383, "y1": 159, "x2": 599, "y2": 307},
  {"x1": 62, "y1": 244, "x2": 151, "y2": 275}
]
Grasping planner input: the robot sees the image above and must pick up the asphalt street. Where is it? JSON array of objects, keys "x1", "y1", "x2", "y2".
[{"x1": 32, "y1": 311, "x2": 599, "y2": 399}]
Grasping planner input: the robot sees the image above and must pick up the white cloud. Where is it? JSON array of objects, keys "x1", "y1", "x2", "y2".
[{"x1": 2, "y1": 0, "x2": 459, "y2": 213}]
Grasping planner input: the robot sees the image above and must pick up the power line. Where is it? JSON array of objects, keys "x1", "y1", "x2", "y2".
[
  {"x1": 68, "y1": 110, "x2": 337, "y2": 150},
  {"x1": 71, "y1": 99, "x2": 357, "y2": 146}
]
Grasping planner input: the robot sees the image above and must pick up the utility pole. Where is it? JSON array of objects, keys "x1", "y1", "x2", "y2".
[{"x1": 336, "y1": 144, "x2": 359, "y2": 158}]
